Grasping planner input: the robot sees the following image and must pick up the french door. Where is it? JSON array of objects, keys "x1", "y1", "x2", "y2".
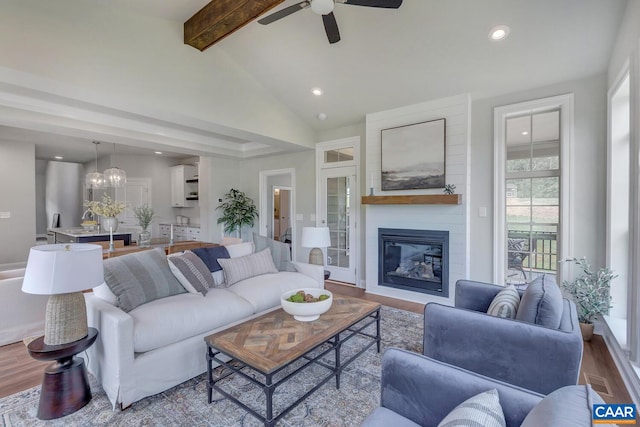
[{"x1": 319, "y1": 166, "x2": 357, "y2": 283}]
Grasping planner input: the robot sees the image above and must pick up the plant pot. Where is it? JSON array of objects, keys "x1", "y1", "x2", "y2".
[
  {"x1": 580, "y1": 322, "x2": 594, "y2": 341},
  {"x1": 102, "y1": 217, "x2": 119, "y2": 233}
]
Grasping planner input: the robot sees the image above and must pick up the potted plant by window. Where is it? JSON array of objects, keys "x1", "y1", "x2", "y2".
[
  {"x1": 216, "y1": 188, "x2": 258, "y2": 239},
  {"x1": 561, "y1": 257, "x2": 616, "y2": 341},
  {"x1": 133, "y1": 204, "x2": 155, "y2": 247}
]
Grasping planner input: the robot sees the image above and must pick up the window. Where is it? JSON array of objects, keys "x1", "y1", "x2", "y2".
[{"x1": 494, "y1": 95, "x2": 573, "y2": 285}]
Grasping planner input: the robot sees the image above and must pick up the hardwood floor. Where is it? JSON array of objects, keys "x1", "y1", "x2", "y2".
[{"x1": 0, "y1": 281, "x2": 633, "y2": 406}]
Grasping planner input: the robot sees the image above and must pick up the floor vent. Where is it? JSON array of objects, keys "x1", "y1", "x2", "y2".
[{"x1": 584, "y1": 373, "x2": 613, "y2": 397}]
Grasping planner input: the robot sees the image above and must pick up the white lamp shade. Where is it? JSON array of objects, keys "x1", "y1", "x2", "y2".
[
  {"x1": 311, "y1": 0, "x2": 334, "y2": 15},
  {"x1": 22, "y1": 244, "x2": 104, "y2": 295},
  {"x1": 301, "y1": 227, "x2": 331, "y2": 248}
]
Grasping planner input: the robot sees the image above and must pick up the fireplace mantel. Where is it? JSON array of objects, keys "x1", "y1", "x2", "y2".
[{"x1": 361, "y1": 194, "x2": 461, "y2": 205}]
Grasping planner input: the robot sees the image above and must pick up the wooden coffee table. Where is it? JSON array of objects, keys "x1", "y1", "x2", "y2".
[{"x1": 204, "y1": 295, "x2": 381, "y2": 427}]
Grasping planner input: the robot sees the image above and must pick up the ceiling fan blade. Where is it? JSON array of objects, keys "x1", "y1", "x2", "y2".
[
  {"x1": 322, "y1": 12, "x2": 341, "y2": 44},
  {"x1": 258, "y1": 1, "x2": 310, "y2": 25},
  {"x1": 340, "y1": 0, "x2": 402, "y2": 8}
]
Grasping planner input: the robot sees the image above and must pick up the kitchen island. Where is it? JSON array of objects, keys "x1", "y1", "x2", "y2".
[{"x1": 50, "y1": 228, "x2": 132, "y2": 246}]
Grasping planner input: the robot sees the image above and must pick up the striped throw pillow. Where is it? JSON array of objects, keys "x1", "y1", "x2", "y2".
[
  {"x1": 487, "y1": 285, "x2": 520, "y2": 319},
  {"x1": 167, "y1": 250, "x2": 214, "y2": 296},
  {"x1": 438, "y1": 389, "x2": 506, "y2": 427},
  {"x1": 218, "y1": 248, "x2": 278, "y2": 287}
]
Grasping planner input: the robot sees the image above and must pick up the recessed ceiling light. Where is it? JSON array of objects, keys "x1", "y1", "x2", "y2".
[
  {"x1": 54, "y1": 156, "x2": 63, "y2": 160},
  {"x1": 312, "y1": 87, "x2": 323, "y2": 96},
  {"x1": 155, "y1": 151, "x2": 163, "y2": 155},
  {"x1": 489, "y1": 25, "x2": 510, "y2": 41},
  {"x1": 317, "y1": 113, "x2": 328, "y2": 121},
  {"x1": 521, "y1": 131, "x2": 529, "y2": 136}
]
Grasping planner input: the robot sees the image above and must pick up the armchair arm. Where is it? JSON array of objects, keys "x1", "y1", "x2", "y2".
[
  {"x1": 423, "y1": 303, "x2": 583, "y2": 395},
  {"x1": 292, "y1": 262, "x2": 325, "y2": 288},
  {"x1": 455, "y1": 279, "x2": 505, "y2": 311},
  {"x1": 84, "y1": 293, "x2": 135, "y2": 408},
  {"x1": 375, "y1": 348, "x2": 542, "y2": 427}
]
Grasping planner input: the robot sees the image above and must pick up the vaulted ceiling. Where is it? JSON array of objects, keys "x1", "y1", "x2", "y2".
[{"x1": 1, "y1": 0, "x2": 629, "y2": 160}]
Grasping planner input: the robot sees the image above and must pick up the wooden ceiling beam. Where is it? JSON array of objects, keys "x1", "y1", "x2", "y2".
[{"x1": 184, "y1": 0, "x2": 284, "y2": 51}]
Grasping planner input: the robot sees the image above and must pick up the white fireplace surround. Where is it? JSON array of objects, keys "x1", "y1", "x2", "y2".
[{"x1": 364, "y1": 94, "x2": 471, "y2": 305}]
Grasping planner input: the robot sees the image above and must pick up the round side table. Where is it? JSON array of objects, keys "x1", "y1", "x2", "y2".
[{"x1": 27, "y1": 328, "x2": 98, "y2": 420}]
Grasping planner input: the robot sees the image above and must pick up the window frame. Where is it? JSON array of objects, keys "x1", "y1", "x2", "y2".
[{"x1": 493, "y1": 94, "x2": 574, "y2": 284}]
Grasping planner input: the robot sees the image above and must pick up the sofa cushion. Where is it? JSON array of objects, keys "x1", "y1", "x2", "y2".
[
  {"x1": 93, "y1": 282, "x2": 118, "y2": 305},
  {"x1": 225, "y1": 242, "x2": 254, "y2": 258},
  {"x1": 103, "y1": 248, "x2": 186, "y2": 312},
  {"x1": 227, "y1": 271, "x2": 320, "y2": 313},
  {"x1": 191, "y1": 246, "x2": 229, "y2": 273},
  {"x1": 129, "y1": 288, "x2": 255, "y2": 352},
  {"x1": 516, "y1": 274, "x2": 563, "y2": 328},
  {"x1": 167, "y1": 251, "x2": 214, "y2": 295},
  {"x1": 253, "y1": 233, "x2": 296, "y2": 272},
  {"x1": 218, "y1": 248, "x2": 278, "y2": 287},
  {"x1": 521, "y1": 385, "x2": 613, "y2": 427},
  {"x1": 437, "y1": 388, "x2": 505, "y2": 427},
  {"x1": 361, "y1": 407, "x2": 421, "y2": 427},
  {"x1": 487, "y1": 284, "x2": 520, "y2": 319}
]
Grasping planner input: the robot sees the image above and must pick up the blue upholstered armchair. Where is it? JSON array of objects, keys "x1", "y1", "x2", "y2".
[
  {"x1": 361, "y1": 348, "x2": 609, "y2": 427},
  {"x1": 422, "y1": 279, "x2": 584, "y2": 395}
]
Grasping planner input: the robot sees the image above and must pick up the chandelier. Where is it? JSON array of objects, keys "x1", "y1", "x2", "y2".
[
  {"x1": 85, "y1": 141, "x2": 106, "y2": 189},
  {"x1": 103, "y1": 143, "x2": 127, "y2": 188}
]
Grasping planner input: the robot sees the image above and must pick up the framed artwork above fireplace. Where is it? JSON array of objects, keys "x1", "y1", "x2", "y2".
[{"x1": 380, "y1": 118, "x2": 446, "y2": 191}]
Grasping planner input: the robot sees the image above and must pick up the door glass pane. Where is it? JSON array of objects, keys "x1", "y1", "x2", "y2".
[
  {"x1": 324, "y1": 148, "x2": 354, "y2": 163},
  {"x1": 326, "y1": 176, "x2": 350, "y2": 268},
  {"x1": 532, "y1": 111, "x2": 560, "y2": 171},
  {"x1": 506, "y1": 115, "x2": 531, "y2": 172}
]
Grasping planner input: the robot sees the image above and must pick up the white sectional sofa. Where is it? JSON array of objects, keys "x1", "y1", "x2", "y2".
[
  {"x1": 0, "y1": 269, "x2": 49, "y2": 346},
  {"x1": 84, "y1": 241, "x2": 324, "y2": 408}
]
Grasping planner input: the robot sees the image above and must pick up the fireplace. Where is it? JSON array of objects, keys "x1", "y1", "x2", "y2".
[{"x1": 378, "y1": 228, "x2": 449, "y2": 297}]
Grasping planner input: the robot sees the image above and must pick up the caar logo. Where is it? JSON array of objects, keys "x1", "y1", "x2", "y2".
[{"x1": 593, "y1": 404, "x2": 637, "y2": 424}]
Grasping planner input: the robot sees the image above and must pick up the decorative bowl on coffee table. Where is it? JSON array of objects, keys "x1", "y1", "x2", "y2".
[{"x1": 281, "y1": 288, "x2": 333, "y2": 322}]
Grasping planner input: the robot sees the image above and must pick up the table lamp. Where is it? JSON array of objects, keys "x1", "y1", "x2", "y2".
[
  {"x1": 22, "y1": 244, "x2": 104, "y2": 345},
  {"x1": 301, "y1": 227, "x2": 331, "y2": 265}
]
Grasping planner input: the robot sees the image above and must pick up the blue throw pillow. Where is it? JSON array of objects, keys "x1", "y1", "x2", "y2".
[
  {"x1": 191, "y1": 246, "x2": 230, "y2": 273},
  {"x1": 515, "y1": 274, "x2": 563, "y2": 328}
]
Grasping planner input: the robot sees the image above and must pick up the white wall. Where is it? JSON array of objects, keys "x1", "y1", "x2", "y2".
[
  {"x1": 0, "y1": 0, "x2": 314, "y2": 148},
  {"x1": 469, "y1": 74, "x2": 608, "y2": 282},
  {"x1": 364, "y1": 94, "x2": 471, "y2": 305},
  {"x1": 608, "y1": 0, "x2": 640, "y2": 86},
  {"x1": 35, "y1": 159, "x2": 47, "y2": 235},
  {"x1": 238, "y1": 151, "x2": 316, "y2": 263},
  {"x1": 198, "y1": 156, "x2": 241, "y2": 243},
  {"x1": 0, "y1": 141, "x2": 36, "y2": 268}
]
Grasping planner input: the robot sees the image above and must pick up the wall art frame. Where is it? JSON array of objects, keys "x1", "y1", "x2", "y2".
[{"x1": 381, "y1": 118, "x2": 446, "y2": 191}]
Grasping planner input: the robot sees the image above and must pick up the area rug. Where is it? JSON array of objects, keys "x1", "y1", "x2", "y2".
[{"x1": 0, "y1": 306, "x2": 423, "y2": 427}]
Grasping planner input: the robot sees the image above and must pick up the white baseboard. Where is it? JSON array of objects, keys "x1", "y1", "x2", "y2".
[
  {"x1": 0, "y1": 261, "x2": 26, "y2": 271},
  {"x1": 601, "y1": 320, "x2": 640, "y2": 405}
]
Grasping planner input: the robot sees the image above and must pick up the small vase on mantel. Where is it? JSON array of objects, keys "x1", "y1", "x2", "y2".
[
  {"x1": 102, "y1": 216, "x2": 119, "y2": 233},
  {"x1": 138, "y1": 229, "x2": 151, "y2": 247}
]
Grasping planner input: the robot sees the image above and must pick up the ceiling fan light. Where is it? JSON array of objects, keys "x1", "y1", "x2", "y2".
[
  {"x1": 104, "y1": 167, "x2": 127, "y2": 188},
  {"x1": 311, "y1": 0, "x2": 334, "y2": 15}
]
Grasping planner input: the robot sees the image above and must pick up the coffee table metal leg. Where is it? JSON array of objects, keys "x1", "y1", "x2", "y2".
[
  {"x1": 265, "y1": 374, "x2": 274, "y2": 427},
  {"x1": 334, "y1": 332, "x2": 342, "y2": 389},
  {"x1": 376, "y1": 309, "x2": 381, "y2": 353}
]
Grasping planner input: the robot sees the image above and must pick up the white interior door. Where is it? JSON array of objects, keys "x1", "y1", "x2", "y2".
[
  {"x1": 115, "y1": 178, "x2": 151, "y2": 233},
  {"x1": 320, "y1": 167, "x2": 356, "y2": 283}
]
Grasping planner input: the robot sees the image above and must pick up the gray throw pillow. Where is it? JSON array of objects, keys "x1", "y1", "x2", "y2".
[
  {"x1": 437, "y1": 389, "x2": 505, "y2": 427},
  {"x1": 103, "y1": 248, "x2": 186, "y2": 312},
  {"x1": 167, "y1": 250, "x2": 214, "y2": 295},
  {"x1": 253, "y1": 233, "x2": 296, "y2": 272},
  {"x1": 521, "y1": 385, "x2": 614, "y2": 427},
  {"x1": 515, "y1": 274, "x2": 563, "y2": 328},
  {"x1": 218, "y1": 248, "x2": 278, "y2": 286},
  {"x1": 487, "y1": 284, "x2": 520, "y2": 319}
]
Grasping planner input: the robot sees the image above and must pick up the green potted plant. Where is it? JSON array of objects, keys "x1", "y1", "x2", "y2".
[
  {"x1": 132, "y1": 204, "x2": 155, "y2": 247},
  {"x1": 216, "y1": 188, "x2": 258, "y2": 238},
  {"x1": 561, "y1": 257, "x2": 616, "y2": 341}
]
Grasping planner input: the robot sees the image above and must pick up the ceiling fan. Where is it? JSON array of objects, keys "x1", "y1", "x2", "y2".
[{"x1": 258, "y1": 0, "x2": 403, "y2": 44}]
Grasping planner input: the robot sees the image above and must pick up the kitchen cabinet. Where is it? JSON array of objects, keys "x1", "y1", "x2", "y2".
[
  {"x1": 170, "y1": 165, "x2": 198, "y2": 207},
  {"x1": 159, "y1": 224, "x2": 202, "y2": 242}
]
